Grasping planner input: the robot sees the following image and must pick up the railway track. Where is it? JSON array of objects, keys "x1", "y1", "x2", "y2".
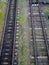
[
  {"x1": 30, "y1": 0, "x2": 49, "y2": 4},
  {"x1": 0, "y1": 0, "x2": 18, "y2": 65},
  {"x1": 29, "y1": 0, "x2": 49, "y2": 65}
]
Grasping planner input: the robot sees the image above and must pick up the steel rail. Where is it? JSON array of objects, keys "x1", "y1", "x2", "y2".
[
  {"x1": 29, "y1": 0, "x2": 38, "y2": 65},
  {"x1": 38, "y1": 2, "x2": 49, "y2": 64},
  {"x1": 12, "y1": 0, "x2": 18, "y2": 65}
]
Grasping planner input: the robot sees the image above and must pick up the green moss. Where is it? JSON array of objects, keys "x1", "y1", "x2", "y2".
[
  {"x1": 44, "y1": 9, "x2": 49, "y2": 15},
  {"x1": 0, "y1": 1, "x2": 6, "y2": 9},
  {"x1": 0, "y1": 12, "x2": 4, "y2": 21},
  {"x1": 17, "y1": 12, "x2": 25, "y2": 25},
  {"x1": 19, "y1": 43, "x2": 25, "y2": 65},
  {"x1": 0, "y1": 1, "x2": 7, "y2": 29},
  {"x1": 17, "y1": 12, "x2": 24, "y2": 21},
  {"x1": 20, "y1": 45, "x2": 24, "y2": 55},
  {"x1": 18, "y1": 0, "x2": 23, "y2": 5},
  {"x1": 44, "y1": 9, "x2": 49, "y2": 22},
  {"x1": 17, "y1": 0, "x2": 26, "y2": 25},
  {"x1": 20, "y1": 62, "x2": 25, "y2": 65},
  {"x1": 48, "y1": 44, "x2": 49, "y2": 47},
  {"x1": 0, "y1": 11, "x2": 4, "y2": 28},
  {"x1": 44, "y1": 0, "x2": 49, "y2": 2},
  {"x1": 0, "y1": 0, "x2": 7, "y2": 43},
  {"x1": 0, "y1": 2, "x2": 4, "y2": 8},
  {"x1": 46, "y1": 19, "x2": 49, "y2": 22},
  {"x1": 47, "y1": 28, "x2": 49, "y2": 33},
  {"x1": 19, "y1": 28, "x2": 25, "y2": 65}
]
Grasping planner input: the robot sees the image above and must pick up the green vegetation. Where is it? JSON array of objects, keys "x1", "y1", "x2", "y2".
[
  {"x1": 48, "y1": 44, "x2": 49, "y2": 47},
  {"x1": 46, "y1": 19, "x2": 49, "y2": 22},
  {"x1": 17, "y1": 0, "x2": 26, "y2": 25},
  {"x1": 44, "y1": 9, "x2": 49, "y2": 15},
  {"x1": 44, "y1": 9, "x2": 49, "y2": 22},
  {"x1": 0, "y1": 0, "x2": 7, "y2": 30},
  {"x1": 44, "y1": 9, "x2": 49, "y2": 35},
  {"x1": 18, "y1": 0, "x2": 23, "y2": 5},
  {"x1": 47, "y1": 28, "x2": 49, "y2": 34},
  {"x1": 18, "y1": 28, "x2": 25, "y2": 65},
  {"x1": 0, "y1": 0, "x2": 7, "y2": 44},
  {"x1": 44, "y1": 0, "x2": 49, "y2": 3},
  {"x1": 18, "y1": 0, "x2": 30, "y2": 65},
  {"x1": 17, "y1": 12, "x2": 25, "y2": 25},
  {"x1": 19, "y1": 44, "x2": 25, "y2": 65},
  {"x1": 0, "y1": 12, "x2": 4, "y2": 21}
]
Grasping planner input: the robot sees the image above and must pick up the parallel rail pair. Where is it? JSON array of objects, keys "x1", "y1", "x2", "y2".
[
  {"x1": 30, "y1": 0, "x2": 49, "y2": 4},
  {"x1": 29, "y1": 0, "x2": 49, "y2": 65},
  {"x1": 0, "y1": 0, "x2": 18, "y2": 65}
]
